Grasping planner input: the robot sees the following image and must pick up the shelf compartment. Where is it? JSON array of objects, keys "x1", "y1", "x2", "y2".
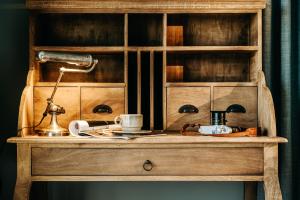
[
  {"x1": 167, "y1": 13, "x2": 257, "y2": 46},
  {"x1": 39, "y1": 53, "x2": 124, "y2": 83},
  {"x1": 167, "y1": 52, "x2": 254, "y2": 82},
  {"x1": 128, "y1": 14, "x2": 163, "y2": 46},
  {"x1": 34, "y1": 13, "x2": 124, "y2": 46}
]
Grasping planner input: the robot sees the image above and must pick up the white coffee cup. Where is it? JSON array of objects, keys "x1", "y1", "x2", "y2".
[{"x1": 114, "y1": 114, "x2": 143, "y2": 131}]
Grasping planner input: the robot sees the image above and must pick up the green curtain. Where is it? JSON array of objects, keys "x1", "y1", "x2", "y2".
[{"x1": 263, "y1": 0, "x2": 299, "y2": 199}]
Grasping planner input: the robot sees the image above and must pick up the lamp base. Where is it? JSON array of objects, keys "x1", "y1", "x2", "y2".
[{"x1": 38, "y1": 127, "x2": 69, "y2": 137}]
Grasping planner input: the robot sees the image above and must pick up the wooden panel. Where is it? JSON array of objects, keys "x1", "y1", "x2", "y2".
[
  {"x1": 32, "y1": 147, "x2": 263, "y2": 176},
  {"x1": 31, "y1": 175, "x2": 264, "y2": 182},
  {"x1": 213, "y1": 86, "x2": 257, "y2": 128},
  {"x1": 14, "y1": 144, "x2": 31, "y2": 200},
  {"x1": 81, "y1": 87, "x2": 125, "y2": 121},
  {"x1": 128, "y1": 14, "x2": 163, "y2": 46},
  {"x1": 167, "y1": 14, "x2": 255, "y2": 46},
  {"x1": 258, "y1": 71, "x2": 276, "y2": 136},
  {"x1": 166, "y1": 87, "x2": 210, "y2": 130},
  {"x1": 26, "y1": 0, "x2": 267, "y2": 11},
  {"x1": 33, "y1": 87, "x2": 80, "y2": 130},
  {"x1": 263, "y1": 144, "x2": 282, "y2": 199},
  {"x1": 18, "y1": 86, "x2": 34, "y2": 137},
  {"x1": 8, "y1": 135, "x2": 288, "y2": 145}
]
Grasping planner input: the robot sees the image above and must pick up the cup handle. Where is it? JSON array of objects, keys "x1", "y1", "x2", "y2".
[{"x1": 114, "y1": 116, "x2": 122, "y2": 125}]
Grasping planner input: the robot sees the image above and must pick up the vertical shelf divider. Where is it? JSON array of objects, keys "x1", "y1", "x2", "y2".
[
  {"x1": 257, "y1": 10, "x2": 263, "y2": 73},
  {"x1": 137, "y1": 50, "x2": 142, "y2": 114},
  {"x1": 124, "y1": 14, "x2": 128, "y2": 113},
  {"x1": 150, "y1": 51, "x2": 154, "y2": 130},
  {"x1": 162, "y1": 13, "x2": 167, "y2": 129}
]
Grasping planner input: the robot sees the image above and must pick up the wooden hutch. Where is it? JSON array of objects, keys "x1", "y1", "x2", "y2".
[{"x1": 8, "y1": 0, "x2": 287, "y2": 200}]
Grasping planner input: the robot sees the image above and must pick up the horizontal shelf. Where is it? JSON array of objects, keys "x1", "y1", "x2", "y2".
[
  {"x1": 165, "y1": 82, "x2": 257, "y2": 87},
  {"x1": 166, "y1": 46, "x2": 259, "y2": 52},
  {"x1": 33, "y1": 46, "x2": 125, "y2": 53},
  {"x1": 34, "y1": 82, "x2": 126, "y2": 87},
  {"x1": 34, "y1": 46, "x2": 258, "y2": 53},
  {"x1": 127, "y1": 47, "x2": 165, "y2": 51}
]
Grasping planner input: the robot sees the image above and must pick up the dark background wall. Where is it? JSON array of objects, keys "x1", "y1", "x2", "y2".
[{"x1": 0, "y1": 1, "x2": 244, "y2": 200}]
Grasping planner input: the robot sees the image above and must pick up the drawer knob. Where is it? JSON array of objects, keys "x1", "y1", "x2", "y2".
[
  {"x1": 178, "y1": 104, "x2": 199, "y2": 114},
  {"x1": 143, "y1": 160, "x2": 153, "y2": 171},
  {"x1": 93, "y1": 104, "x2": 112, "y2": 114}
]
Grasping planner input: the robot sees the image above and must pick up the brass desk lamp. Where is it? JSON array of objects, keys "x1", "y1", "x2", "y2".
[{"x1": 36, "y1": 51, "x2": 98, "y2": 136}]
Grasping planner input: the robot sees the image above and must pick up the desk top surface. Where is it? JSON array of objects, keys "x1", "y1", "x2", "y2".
[{"x1": 7, "y1": 134, "x2": 287, "y2": 144}]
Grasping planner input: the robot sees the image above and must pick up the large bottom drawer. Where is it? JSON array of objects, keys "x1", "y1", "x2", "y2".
[{"x1": 32, "y1": 147, "x2": 263, "y2": 176}]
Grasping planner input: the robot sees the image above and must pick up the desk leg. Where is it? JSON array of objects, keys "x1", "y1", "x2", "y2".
[
  {"x1": 263, "y1": 144, "x2": 282, "y2": 200},
  {"x1": 14, "y1": 144, "x2": 32, "y2": 200},
  {"x1": 264, "y1": 176, "x2": 282, "y2": 200}
]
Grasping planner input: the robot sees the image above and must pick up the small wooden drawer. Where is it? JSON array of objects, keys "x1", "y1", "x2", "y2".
[
  {"x1": 166, "y1": 87, "x2": 211, "y2": 130},
  {"x1": 32, "y1": 147, "x2": 263, "y2": 176},
  {"x1": 81, "y1": 87, "x2": 125, "y2": 121},
  {"x1": 33, "y1": 86, "x2": 80, "y2": 129},
  {"x1": 213, "y1": 87, "x2": 257, "y2": 128}
]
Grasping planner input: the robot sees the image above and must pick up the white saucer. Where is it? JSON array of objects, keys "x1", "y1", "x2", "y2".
[{"x1": 113, "y1": 130, "x2": 152, "y2": 135}]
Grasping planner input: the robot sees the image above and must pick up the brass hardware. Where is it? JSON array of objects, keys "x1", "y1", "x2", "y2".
[
  {"x1": 93, "y1": 104, "x2": 113, "y2": 114},
  {"x1": 178, "y1": 104, "x2": 199, "y2": 114},
  {"x1": 143, "y1": 160, "x2": 153, "y2": 171}
]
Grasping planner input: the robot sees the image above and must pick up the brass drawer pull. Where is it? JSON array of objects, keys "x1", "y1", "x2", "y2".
[
  {"x1": 93, "y1": 104, "x2": 113, "y2": 114},
  {"x1": 143, "y1": 160, "x2": 153, "y2": 171},
  {"x1": 178, "y1": 104, "x2": 199, "y2": 114}
]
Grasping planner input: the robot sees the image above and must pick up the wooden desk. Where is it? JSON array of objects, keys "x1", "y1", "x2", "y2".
[{"x1": 8, "y1": 135, "x2": 287, "y2": 200}]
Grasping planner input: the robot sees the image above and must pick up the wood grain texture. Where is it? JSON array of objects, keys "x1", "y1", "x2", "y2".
[
  {"x1": 35, "y1": 13, "x2": 124, "y2": 46},
  {"x1": 26, "y1": 0, "x2": 267, "y2": 11},
  {"x1": 18, "y1": 70, "x2": 35, "y2": 137},
  {"x1": 167, "y1": 53, "x2": 251, "y2": 82},
  {"x1": 166, "y1": 87, "x2": 211, "y2": 130},
  {"x1": 168, "y1": 14, "x2": 255, "y2": 46},
  {"x1": 31, "y1": 175, "x2": 264, "y2": 182},
  {"x1": 7, "y1": 136, "x2": 288, "y2": 145},
  {"x1": 150, "y1": 51, "x2": 154, "y2": 129},
  {"x1": 263, "y1": 144, "x2": 282, "y2": 200},
  {"x1": 81, "y1": 87, "x2": 125, "y2": 121},
  {"x1": 137, "y1": 50, "x2": 142, "y2": 114},
  {"x1": 32, "y1": 147, "x2": 263, "y2": 176},
  {"x1": 14, "y1": 144, "x2": 31, "y2": 200},
  {"x1": 167, "y1": 26, "x2": 183, "y2": 46},
  {"x1": 163, "y1": 50, "x2": 167, "y2": 129},
  {"x1": 213, "y1": 86, "x2": 258, "y2": 128},
  {"x1": 166, "y1": 65, "x2": 184, "y2": 82},
  {"x1": 33, "y1": 86, "x2": 80, "y2": 130},
  {"x1": 258, "y1": 71, "x2": 276, "y2": 136}
]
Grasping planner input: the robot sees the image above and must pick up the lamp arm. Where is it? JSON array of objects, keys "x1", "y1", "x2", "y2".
[{"x1": 60, "y1": 59, "x2": 98, "y2": 73}]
